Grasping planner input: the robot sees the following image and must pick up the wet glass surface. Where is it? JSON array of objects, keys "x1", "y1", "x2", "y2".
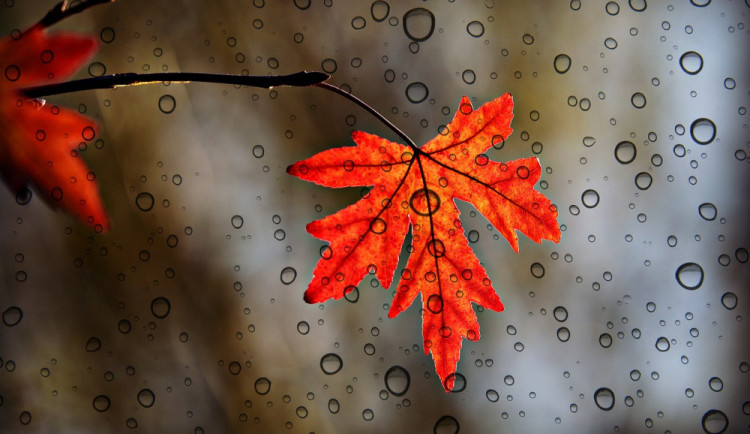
[{"x1": 1, "y1": 1, "x2": 748, "y2": 432}]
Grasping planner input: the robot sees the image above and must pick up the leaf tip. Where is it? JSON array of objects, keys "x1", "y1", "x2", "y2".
[{"x1": 303, "y1": 291, "x2": 316, "y2": 304}]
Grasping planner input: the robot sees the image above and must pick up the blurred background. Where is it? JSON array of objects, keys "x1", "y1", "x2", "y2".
[{"x1": 1, "y1": 0, "x2": 748, "y2": 432}]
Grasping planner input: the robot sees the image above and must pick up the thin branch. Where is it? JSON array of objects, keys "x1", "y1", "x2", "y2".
[
  {"x1": 314, "y1": 81, "x2": 417, "y2": 150},
  {"x1": 21, "y1": 71, "x2": 331, "y2": 98},
  {"x1": 37, "y1": 0, "x2": 114, "y2": 29}
]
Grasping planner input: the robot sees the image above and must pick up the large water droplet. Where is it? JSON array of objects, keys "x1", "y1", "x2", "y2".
[
  {"x1": 691, "y1": 118, "x2": 716, "y2": 144},
  {"x1": 553, "y1": 54, "x2": 572, "y2": 74},
  {"x1": 655, "y1": 336, "x2": 670, "y2": 352},
  {"x1": 553, "y1": 306, "x2": 568, "y2": 322},
  {"x1": 327, "y1": 398, "x2": 340, "y2": 414},
  {"x1": 679, "y1": 51, "x2": 703, "y2": 75},
  {"x1": 137, "y1": 388, "x2": 155, "y2": 408},
  {"x1": 701, "y1": 409, "x2": 728, "y2": 434},
  {"x1": 405, "y1": 82, "x2": 429, "y2": 103},
  {"x1": 320, "y1": 353, "x2": 343, "y2": 375},
  {"x1": 254, "y1": 377, "x2": 271, "y2": 395},
  {"x1": 594, "y1": 387, "x2": 615, "y2": 411},
  {"x1": 231, "y1": 215, "x2": 244, "y2": 229},
  {"x1": 634, "y1": 172, "x2": 653, "y2": 190},
  {"x1": 720, "y1": 292, "x2": 737, "y2": 310},
  {"x1": 581, "y1": 189, "x2": 600, "y2": 208},
  {"x1": 158, "y1": 95, "x2": 176, "y2": 114},
  {"x1": 280, "y1": 267, "x2": 297, "y2": 285},
  {"x1": 675, "y1": 262, "x2": 704, "y2": 290},
  {"x1": 92, "y1": 395, "x2": 111, "y2": 412},
  {"x1": 403, "y1": 8, "x2": 435, "y2": 42},
  {"x1": 370, "y1": 1, "x2": 390, "y2": 22},
  {"x1": 151, "y1": 297, "x2": 171, "y2": 319},
  {"x1": 530, "y1": 262, "x2": 545, "y2": 278},
  {"x1": 466, "y1": 21, "x2": 485, "y2": 38},
  {"x1": 135, "y1": 192, "x2": 155, "y2": 212},
  {"x1": 384, "y1": 365, "x2": 410, "y2": 396},
  {"x1": 2, "y1": 306, "x2": 23, "y2": 327}
]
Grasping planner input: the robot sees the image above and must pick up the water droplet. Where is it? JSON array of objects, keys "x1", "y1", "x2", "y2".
[
  {"x1": 581, "y1": 189, "x2": 600, "y2": 208},
  {"x1": 280, "y1": 267, "x2": 297, "y2": 285},
  {"x1": 135, "y1": 192, "x2": 155, "y2": 211},
  {"x1": 553, "y1": 306, "x2": 568, "y2": 322},
  {"x1": 409, "y1": 188, "x2": 440, "y2": 216},
  {"x1": 461, "y1": 69, "x2": 476, "y2": 85},
  {"x1": 486, "y1": 389, "x2": 499, "y2": 402},
  {"x1": 708, "y1": 376, "x2": 723, "y2": 392},
  {"x1": 296, "y1": 321, "x2": 309, "y2": 335},
  {"x1": 629, "y1": 0, "x2": 647, "y2": 11},
  {"x1": 327, "y1": 398, "x2": 340, "y2": 413},
  {"x1": 405, "y1": 82, "x2": 429, "y2": 103},
  {"x1": 522, "y1": 33, "x2": 535, "y2": 45},
  {"x1": 614, "y1": 141, "x2": 637, "y2": 164},
  {"x1": 150, "y1": 297, "x2": 171, "y2": 319},
  {"x1": 158, "y1": 95, "x2": 176, "y2": 114},
  {"x1": 466, "y1": 21, "x2": 485, "y2": 37},
  {"x1": 321, "y1": 58, "x2": 337, "y2": 74},
  {"x1": 701, "y1": 409, "x2": 728, "y2": 434},
  {"x1": 137, "y1": 389, "x2": 155, "y2": 408},
  {"x1": 690, "y1": 118, "x2": 716, "y2": 144},
  {"x1": 231, "y1": 215, "x2": 244, "y2": 229},
  {"x1": 85, "y1": 337, "x2": 102, "y2": 352},
  {"x1": 679, "y1": 51, "x2": 703, "y2": 75},
  {"x1": 604, "y1": 37, "x2": 618, "y2": 49},
  {"x1": 720, "y1": 292, "x2": 737, "y2": 310},
  {"x1": 599, "y1": 333, "x2": 613, "y2": 348},
  {"x1": 100, "y1": 27, "x2": 115, "y2": 43},
  {"x1": 557, "y1": 327, "x2": 571, "y2": 342},
  {"x1": 655, "y1": 336, "x2": 670, "y2": 352},
  {"x1": 2, "y1": 306, "x2": 23, "y2": 327},
  {"x1": 351, "y1": 16, "x2": 366, "y2": 30},
  {"x1": 434, "y1": 415, "x2": 460, "y2": 433},
  {"x1": 384, "y1": 366, "x2": 410, "y2": 396},
  {"x1": 19, "y1": 411, "x2": 32, "y2": 425},
  {"x1": 698, "y1": 203, "x2": 717, "y2": 221},
  {"x1": 320, "y1": 353, "x2": 343, "y2": 375},
  {"x1": 605, "y1": 1, "x2": 620, "y2": 15},
  {"x1": 402, "y1": 8, "x2": 435, "y2": 42},
  {"x1": 88, "y1": 61, "x2": 106, "y2": 77},
  {"x1": 634, "y1": 172, "x2": 652, "y2": 190},
  {"x1": 370, "y1": 1, "x2": 390, "y2": 22},
  {"x1": 293, "y1": 0, "x2": 311, "y2": 9},
  {"x1": 530, "y1": 262, "x2": 545, "y2": 278},
  {"x1": 553, "y1": 54, "x2": 572, "y2": 74},
  {"x1": 676, "y1": 262, "x2": 704, "y2": 290},
  {"x1": 630, "y1": 92, "x2": 647, "y2": 109},
  {"x1": 92, "y1": 395, "x2": 111, "y2": 412},
  {"x1": 594, "y1": 387, "x2": 615, "y2": 411},
  {"x1": 254, "y1": 377, "x2": 271, "y2": 395}
]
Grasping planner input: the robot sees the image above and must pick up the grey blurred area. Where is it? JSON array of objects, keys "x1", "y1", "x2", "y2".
[{"x1": 1, "y1": 0, "x2": 748, "y2": 432}]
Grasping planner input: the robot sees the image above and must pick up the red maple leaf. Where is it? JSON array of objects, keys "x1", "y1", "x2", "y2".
[
  {"x1": 0, "y1": 25, "x2": 108, "y2": 231},
  {"x1": 288, "y1": 93, "x2": 561, "y2": 391}
]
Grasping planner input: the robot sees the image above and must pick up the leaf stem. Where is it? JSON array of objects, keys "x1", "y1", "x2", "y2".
[
  {"x1": 21, "y1": 71, "x2": 331, "y2": 99},
  {"x1": 37, "y1": 0, "x2": 114, "y2": 29},
  {"x1": 313, "y1": 81, "x2": 417, "y2": 150}
]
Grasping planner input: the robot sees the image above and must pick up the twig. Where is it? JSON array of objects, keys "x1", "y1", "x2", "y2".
[
  {"x1": 37, "y1": 0, "x2": 114, "y2": 29},
  {"x1": 21, "y1": 71, "x2": 330, "y2": 98}
]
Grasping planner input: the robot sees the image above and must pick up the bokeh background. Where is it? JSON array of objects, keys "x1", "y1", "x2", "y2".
[{"x1": 1, "y1": 0, "x2": 748, "y2": 432}]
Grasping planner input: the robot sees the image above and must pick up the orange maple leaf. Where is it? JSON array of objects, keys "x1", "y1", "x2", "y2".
[
  {"x1": 288, "y1": 93, "x2": 561, "y2": 391},
  {"x1": 0, "y1": 25, "x2": 108, "y2": 231}
]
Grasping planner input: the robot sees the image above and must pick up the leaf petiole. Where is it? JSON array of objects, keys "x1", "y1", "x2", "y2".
[{"x1": 313, "y1": 81, "x2": 417, "y2": 150}]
